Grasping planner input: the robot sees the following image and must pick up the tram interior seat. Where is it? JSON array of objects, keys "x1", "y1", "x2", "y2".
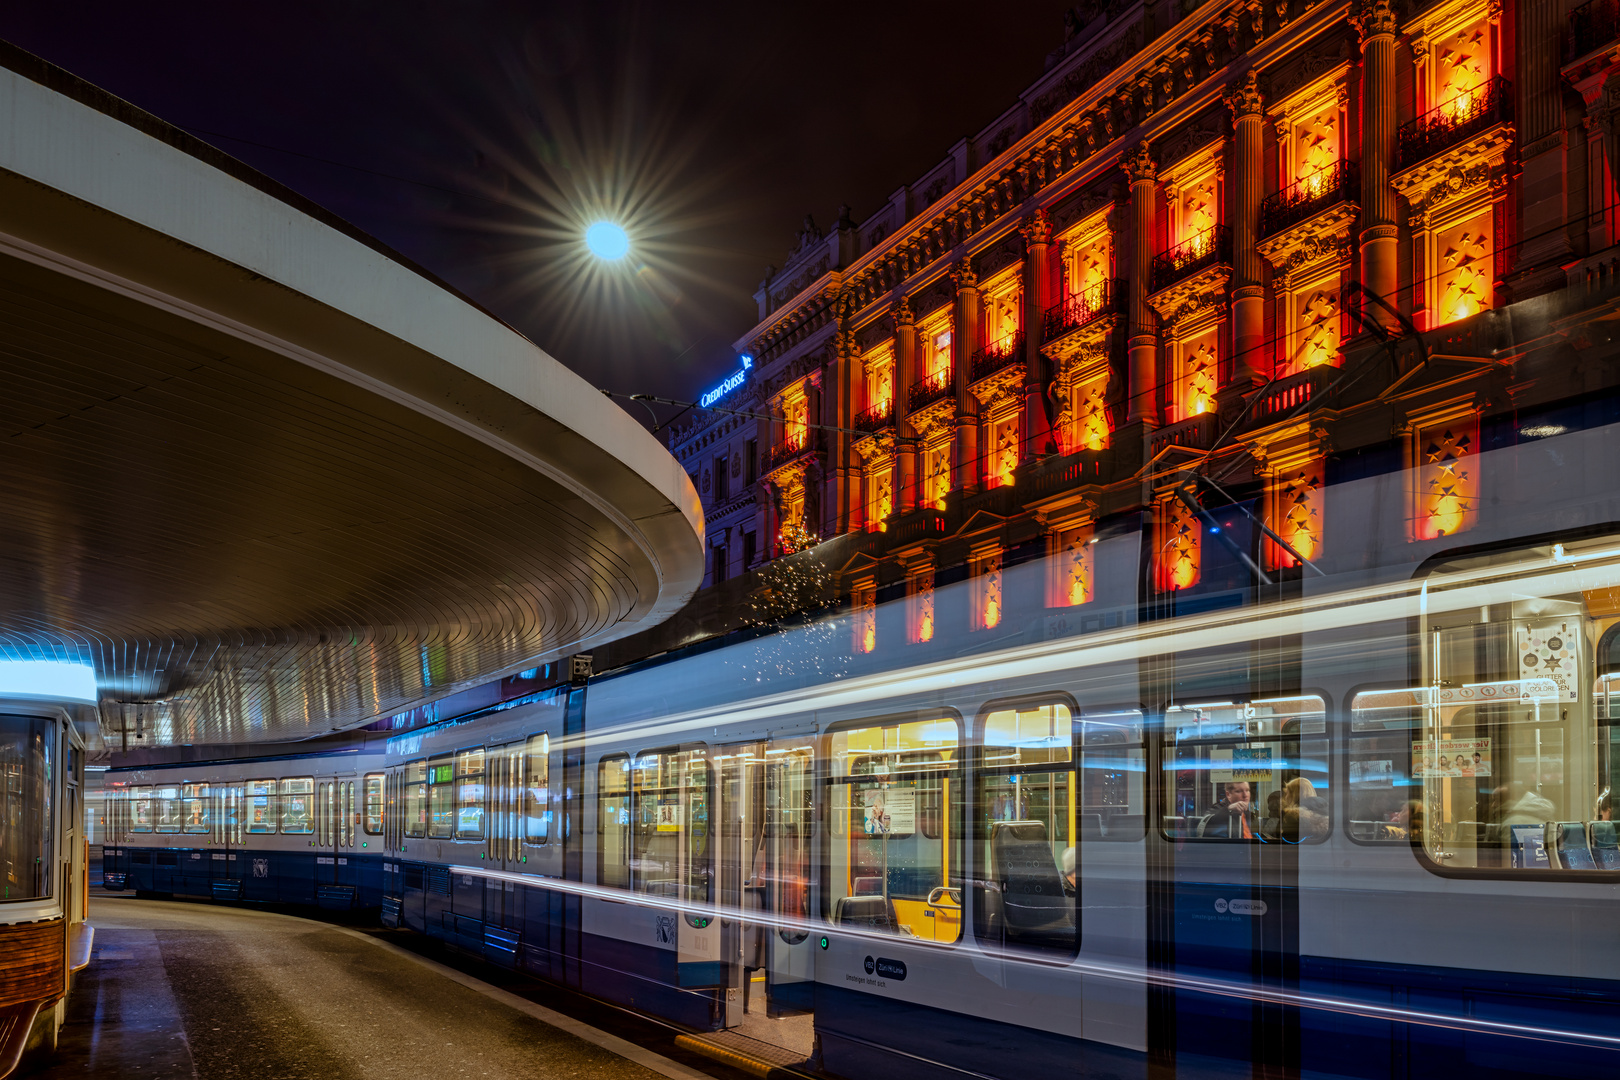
[
  {"x1": 1549, "y1": 822, "x2": 1596, "y2": 870},
  {"x1": 987, "y1": 821, "x2": 1073, "y2": 947},
  {"x1": 1108, "y1": 813, "x2": 1144, "y2": 838},
  {"x1": 851, "y1": 875, "x2": 883, "y2": 896},
  {"x1": 1078, "y1": 814, "x2": 1106, "y2": 841},
  {"x1": 1590, "y1": 821, "x2": 1620, "y2": 869},
  {"x1": 832, "y1": 894, "x2": 894, "y2": 930}
]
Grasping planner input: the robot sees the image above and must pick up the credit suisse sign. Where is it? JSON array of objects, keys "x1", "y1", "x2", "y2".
[{"x1": 700, "y1": 355, "x2": 752, "y2": 408}]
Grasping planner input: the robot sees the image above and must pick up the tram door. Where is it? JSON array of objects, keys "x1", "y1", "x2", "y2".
[
  {"x1": 485, "y1": 740, "x2": 525, "y2": 926},
  {"x1": 715, "y1": 738, "x2": 816, "y2": 1039},
  {"x1": 212, "y1": 781, "x2": 243, "y2": 890}
]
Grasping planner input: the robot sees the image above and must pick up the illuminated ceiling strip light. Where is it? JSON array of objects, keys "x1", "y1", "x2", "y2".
[{"x1": 0, "y1": 660, "x2": 98, "y2": 705}]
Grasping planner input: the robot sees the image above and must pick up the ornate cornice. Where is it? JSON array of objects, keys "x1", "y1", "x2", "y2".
[
  {"x1": 1390, "y1": 124, "x2": 1515, "y2": 226},
  {"x1": 1147, "y1": 264, "x2": 1232, "y2": 338},
  {"x1": 1255, "y1": 202, "x2": 1358, "y2": 290}
]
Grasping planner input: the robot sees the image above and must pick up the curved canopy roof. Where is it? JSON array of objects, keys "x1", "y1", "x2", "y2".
[{"x1": 0, "y1": 46, "x2": 704, "y2": 746}]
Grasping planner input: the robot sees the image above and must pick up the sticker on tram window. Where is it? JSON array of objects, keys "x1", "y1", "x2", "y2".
[
  {"x1": 1412, "y1": 738, "x2": 1493, "y2": 778},
  {"x1": 1210, "y1": 747, "x2": 1274, "y2": 783},
  {"x1": 655, "y1": 799, "x2": 682, "y2": 832},
  {"x1": 863, "y1": 786, "x2": 915, "y2": 834},
  {"x1": 1518, "y1": 623, "x2": 1579, "y2": 701}
]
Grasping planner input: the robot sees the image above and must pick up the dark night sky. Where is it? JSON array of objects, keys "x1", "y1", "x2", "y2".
[{"x1": 2, "y1": 2, "x2": 1076, "y2": 423}]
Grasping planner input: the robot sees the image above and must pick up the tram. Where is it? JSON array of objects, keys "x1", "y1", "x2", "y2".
[
  {"x1": 102, "y1": 504, "x2": 1620, "y2": 1079},
  {"x1": 0, "y1": 661, "x2": 94, "y2": 1077}
]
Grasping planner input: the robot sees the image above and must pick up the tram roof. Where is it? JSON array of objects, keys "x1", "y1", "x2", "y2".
[{"x1": 0, "y1": 43, "x2": 704, "y2": 748}]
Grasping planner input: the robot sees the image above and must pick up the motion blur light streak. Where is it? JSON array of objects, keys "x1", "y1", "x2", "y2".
[{"x1": 584, "y1": 220, "x2": 629, "y2": 260}]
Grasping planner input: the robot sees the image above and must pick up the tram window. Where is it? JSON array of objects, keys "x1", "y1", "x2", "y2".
[
  {"x1": 363, "y1": 774, "x2": 384, "y2": 835},
  {"x1": 427, "y1": 756, "x2": 454, "y2": 839},
  {"x1": 1398, "y1": 535, "x2": 1620, "y2": 872},
  {"x1": 524, "y1": 734, "x2": 550, "y2": 844},
  {"x1": 976, "y1": 702, "x2": 1077, "y2": 957},
  {"x1": 403, "y1": 760, "x2": 427, "y2": 839},
  {"x1": 0, "y1": 715, "x2": 54, "y2": 901},
  {"x1": 631, "y1": 748, "x2": 711, "y2": 903},
  {"x1": 154, "y1": 785, "x2": 182, "y2": 833},
  {"x1": 245, "y1": 779, "x2": 276, "y2": 833},
  {"x1": 181, "y1": 783, "x2": 210, "y2": 834},
  {"x1": 1162, "y1": 696, "x2": 1329, "y2": 842},
  {"x1": 280, "y1": 777, "x2": 314, "y2": 834},
  {"x1": 825, "y1": 717, "x2": 961, "y2": 943},
  {"x1": 455, "y1": 748, "x2": 485, "y2": 840},
  {"x1": 598, "y1": 756, "x2": 630, "y2": 889},
  {"x1": 766, "y1": 745, "x2": 814, "y2": 943},
  {"x1": 131, "y1": 785, "x2": 154, "y2": 832}
]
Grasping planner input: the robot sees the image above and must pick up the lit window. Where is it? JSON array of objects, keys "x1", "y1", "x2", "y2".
[{"x1": 1156, "y1": 497, "x2": 1201, "y2": 591}]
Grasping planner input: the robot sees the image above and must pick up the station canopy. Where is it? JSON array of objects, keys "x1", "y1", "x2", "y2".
[{"x1": 0, "y1": 47, "x2": 703, "y2": 747}]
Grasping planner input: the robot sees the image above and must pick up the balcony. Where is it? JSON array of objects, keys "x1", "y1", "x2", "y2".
[
  {"x1": 1148, "y1": 412, "x2": 1217, "y2": 458},
  {"x1": 761, "y1": 429, "x2": 822, "y2": 476},
  {"x1": 1396, "y1": 77, "x2": 1513, "y2": 172},
  {"x1": 1150, "y1": 225, "x2": 1231, "y2": 293},
  {"x1": 1244, "y1": 366, "x2": 1334, "y2": 428},
  {"x1": 970, "y1": 330, "x2": 1024, "y2": 385},
  {"x1": 1567, "y1": 0, "x2": 1620, "y2": 62},
  {"x1": 1260, "y1": 161, "x2": 1359, "y2": 240},
  {"x1": 908, "y1": 368, "x2": 953, "y2": 413},
  {"x1": 852, "y1": 400, "x2": 894, "y2": 433},
  {"x1": 1044, "y1": 280, "x2": 1125, "y2": 340}
]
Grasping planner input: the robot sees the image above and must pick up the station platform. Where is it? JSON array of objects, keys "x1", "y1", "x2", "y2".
[{"x1": 40, "y1": 898, "x2": 739, "y2": 1080}]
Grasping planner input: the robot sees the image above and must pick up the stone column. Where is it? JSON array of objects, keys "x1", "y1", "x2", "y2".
[
  {"x1": 952, "y1": 258, "x2": 981, "y2": 494},
  {"x1": 832, "y1": 291, "x2": 860, "y2": 536},
  {"x1": 1226, "y1": 71, "x2": 1266, "y2": 385},
  {"x1": 1021, "y1": 209, "x2": 1056, "y2": 458},
  {"x1": 1357, "y1": 0, "x2": 1400, "y2": 334},
  {"x1": 1123, "y1": 142, "x2": 1160, "y2": 425},
  {"x1": 893, "y1": 296, "x2": 919, "y2": 512}
]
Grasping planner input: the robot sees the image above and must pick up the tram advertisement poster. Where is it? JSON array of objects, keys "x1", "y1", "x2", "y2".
[
  {"x1": 1411, "y1": 738, "x2": 1492, "y2": 778},
  {"x1": 655, "y1": 798, "x2": 682, "y2": 832},
  {"x1": 1517, "y1": 623, "x2": 1579, "y2": 701},
  {"x1": 863, "y1": 785, "x2": 915, "y2": 834},
  {"x1": 1209, "y1": 747, "x2": 1274, "y2": 783}
]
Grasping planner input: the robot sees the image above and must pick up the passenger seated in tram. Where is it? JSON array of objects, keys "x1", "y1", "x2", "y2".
[
  {"x1": 1494, "y1": 781, "x2": 1556, "y2": 827},
  {"x1": 1060, "y1": 846, "x2": 1075, "y2": 896},
  {"x1": 1201, "y1": 780, "x2": 1256, "y2": 839}
]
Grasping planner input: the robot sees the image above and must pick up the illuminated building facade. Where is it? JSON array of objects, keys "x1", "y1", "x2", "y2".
[{"x1": 663, "y1": 0, "x2": 1620, "y2": 648}]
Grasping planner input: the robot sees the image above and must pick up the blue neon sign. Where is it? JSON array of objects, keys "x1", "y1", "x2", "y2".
[{"x1": 700, "y1": 355, "x2": 753, "y2": 408}]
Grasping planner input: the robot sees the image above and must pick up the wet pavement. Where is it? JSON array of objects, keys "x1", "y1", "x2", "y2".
[{"x1": 36, "y1": 896, "x2": 717, "y2": 1080}]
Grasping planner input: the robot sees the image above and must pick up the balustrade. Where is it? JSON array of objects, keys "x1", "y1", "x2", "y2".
[
  {"x1": 1395, "y1": 77, "x2": 1513, "y2": 172},
  {"x1": 1150, "y1": 225, "x2": 1232, "y2": 292},
  {"x1": 1043, "y1": 279, "x2": 1126, "y2": 339},
  {"x1": 1259, "y1": 161, "x2": 1359, "y2": 239}
]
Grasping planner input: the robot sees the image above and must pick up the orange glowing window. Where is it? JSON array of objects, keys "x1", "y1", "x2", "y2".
[
  {"x1": 853, "y1": 581, "x2": 877, "y2": 654},
  {"x1": 986, "y1": 416, "x2": 1019, "y2": 489},
  {"x1": 923, "y1": 441, "x2": 951, "y2": 510},
  {"x1": 1433, "y1": 18, "x2": 1491, "y2": 117},
  {"x1": 1156, "y1": 497, "x2": 1202, "y2": 591},
  {"x1": 927, "y1": 328, "x2": 953, "y2": 380},
  {"x1": 1413, "y1": 419, "x2": 1478, "y2": 541},
  {"x1": 1174, "y1": 333, "x2": 1220, "y2": 421},
  {"x1": 1066, "y1": 228, "x2": 1112, "y2": 303},
  {"x1": 973, "y1": 548, "x2": 1003, "y2": 631},
  {"x1": 910, "y1": 571, "x2": 935, "y2": 644},
  {"x1": 1286, "y1": 286, "x2": 1340, "y2": 374},
  {"x1": 1051, "y1": 525, "x2": 1095, "y2": 607},
  {"x1": 866, "y1": 351, "x2": 895, "y2": 414},
  {"x1": 782, "y1": 393, "x2": 809, "y2": 446},
  {"x1": 1176, "y1": 172, "x2": 1220, "y2": 247},
  {"x1": 1266, "y1": 462, "x2": 1324, "y2": 569},
  {"x1": 1289, "y1": 104, "x2": 1340, "y2": 189},
  {"x1": 983, "y1": 283, "x2": 1022, "y2": 353},
  {"x1": 1063, "y1": 375, "x2": 1111, "y2": 453},
  {"x1": 865, "y1": 464, "x2": 894, "y2": 532},
  {"x1": 1434, "y1": 210, "x2": 1493, "y2": 327}
]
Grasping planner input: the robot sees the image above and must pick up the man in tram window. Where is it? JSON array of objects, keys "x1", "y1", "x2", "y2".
[{"x1": 1203, "y1": 780, "x2": 1255, "y2": 839}]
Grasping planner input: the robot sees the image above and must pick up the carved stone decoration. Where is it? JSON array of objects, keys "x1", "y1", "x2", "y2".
[
  {"x1": 852, "y1": 428, "x2": 898, "y2": 461},
  {"x1": 1147, "y1": 264, "x2": 1233, "y2": 339},
  {"x1": 950, "y1": 257, "x2": 977, "y2": 293},
  {"x1": 1159, "y1": 107, "x2": 1226, "y2": 172},
  {"x1": 1121, "y1": 141, "x2": 1158, "y2": 184},
  {"x1": 1020, "y1": 208, "x2": 1053, "y2": 246},
  {"x1": 892, "y1": 294, "x2": 914, "y2": 327},
  {"x1": 1255, "y1": 202, "x2": 1359, "y2": 291},
  {"x1": 970, "y1": 361, "x2": 1027, "y2": 405},
  {"x1": 1224, "y1": 69, "x2": 1264, "y2": 119},
  {"x1": 1353, "y1": 0, "x2": 1397, "y2": 44},
  {"x1": 1389, "y1": 118, "x2": 1515, "y2": 225}
]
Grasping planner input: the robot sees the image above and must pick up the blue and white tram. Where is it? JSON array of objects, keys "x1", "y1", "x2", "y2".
[{"x1": 104, "y1": 523, "x2": 1620, "y2": 1079}]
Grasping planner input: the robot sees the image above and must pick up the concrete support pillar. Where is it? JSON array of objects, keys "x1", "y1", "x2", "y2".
[
  {"x1": 1357, "y1": 0, "x2": 1400, "y2": 333},
  {"x1": 1021, "y1": 209, "x2": 1056, "y2": 459},
  {"x1": 951, "y1": 258, "x2": 981, "y2": 494},
  {"x1": 1226, "y1": 72, "x2": 1266, "y2": 385},
  {"x1": 893, "y1": 296, "x2": 919, "y2": 512},
  {"x1": 1123, "y1": 143, "x2": 1160, "y2": 426},
  {"x1": 1514, "y1": 0, "x2": 1574, "y2": 278}
]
